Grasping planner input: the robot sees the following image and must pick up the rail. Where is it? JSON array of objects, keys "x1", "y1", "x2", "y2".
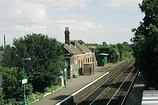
[
  {"x1": 55, "y1": 72, "x2": 109, "y2": 105},
  {"x1": 56, "y1": 59, "x2": 135, "y2": 105},
  {"x1": 120, "y1": 70, "x2": 138, "y2": 105},
  {"x1": 106, "y1": 68, "x2": 135, "y2": 105}
]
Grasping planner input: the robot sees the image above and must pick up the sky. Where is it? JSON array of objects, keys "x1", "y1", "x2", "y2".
[{"x1": 0, "y1": 0, "x2": 144, "y2": 45}]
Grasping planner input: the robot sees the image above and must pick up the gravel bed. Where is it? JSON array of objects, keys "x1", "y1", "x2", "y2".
[{"x1": 125, "y1": 73, "x2": 145, "y2": 105}]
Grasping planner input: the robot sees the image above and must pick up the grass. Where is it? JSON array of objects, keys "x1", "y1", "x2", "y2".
[
  {"x1": 44, "y1": 85, "x2": 61, "y2": 93},
  {"x1": 28, "y1": 85, "x2": 62, "y2": 105}
]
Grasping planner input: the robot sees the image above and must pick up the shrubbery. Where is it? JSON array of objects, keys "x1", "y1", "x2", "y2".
[{"x1": 0, "y1": 66, "x2": 33, "y2": 104}]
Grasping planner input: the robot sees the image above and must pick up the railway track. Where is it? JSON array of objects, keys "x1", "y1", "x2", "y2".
[
  {"x1": 78, "y1": 59, "x2": 137, "y2": 105},
  {"x1": 56, "y1": 59, "x2": 136, "y2": 105}
]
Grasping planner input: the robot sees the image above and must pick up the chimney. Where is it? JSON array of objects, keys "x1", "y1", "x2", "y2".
[{"x1": 65, "y1": 27, "x2": 70, "y2": 45}]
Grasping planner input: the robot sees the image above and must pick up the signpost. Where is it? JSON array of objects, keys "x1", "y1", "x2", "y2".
[{"x1": 22, "y1": 58, "x2": 31, "y2": 105}]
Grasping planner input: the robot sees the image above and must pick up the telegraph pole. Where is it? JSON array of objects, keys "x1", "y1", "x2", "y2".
[{"x1": 4, "y1": 35, "x2": 6, "y2": 48}]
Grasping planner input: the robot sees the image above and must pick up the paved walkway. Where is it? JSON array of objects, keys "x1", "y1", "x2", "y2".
[{"x1": 32, "y1": 67, "x2": 108, "y2": 105}]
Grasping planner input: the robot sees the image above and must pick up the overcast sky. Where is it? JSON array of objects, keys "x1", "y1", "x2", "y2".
[{"x1": 0, "y1": 0, "x2": 144, "y2": 45}]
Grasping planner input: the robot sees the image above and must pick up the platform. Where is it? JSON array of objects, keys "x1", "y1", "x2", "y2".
[{"x1": 32, "y1": 67, "x2": 108, "y2": 105}]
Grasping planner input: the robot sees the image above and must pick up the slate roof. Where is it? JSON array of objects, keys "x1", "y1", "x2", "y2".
[{"x1": 64, "y1": 40, "x2": 92, "y2": 55}]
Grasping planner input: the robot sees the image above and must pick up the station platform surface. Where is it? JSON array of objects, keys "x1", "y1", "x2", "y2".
[{"x1": 32, "y1": 67, "x2": 109, "y2": 105}]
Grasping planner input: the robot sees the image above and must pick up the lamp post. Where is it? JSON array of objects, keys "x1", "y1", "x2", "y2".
[{"x1": 22, "y1": 58, "x2": 31, "y2": 105}]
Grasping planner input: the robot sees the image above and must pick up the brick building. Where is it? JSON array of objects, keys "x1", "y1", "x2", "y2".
[{"x1": 63, "y1": 27, "x2": 96, "y2": 79}]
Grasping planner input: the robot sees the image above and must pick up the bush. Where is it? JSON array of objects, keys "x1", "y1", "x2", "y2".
[
  {"x1": 0, "y1": 66, "x2": 33, "y2": 104},
  {"x1": 44, "y1": 85, "x2": 61, "y2": 93},
  {"x1": 0, "y1": 88, "x2": 4, "y2": 104}
]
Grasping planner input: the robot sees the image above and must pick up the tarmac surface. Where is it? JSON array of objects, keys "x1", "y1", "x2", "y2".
[{"x1": 31, "y1": 67, "x2": 108, "y2": 105}]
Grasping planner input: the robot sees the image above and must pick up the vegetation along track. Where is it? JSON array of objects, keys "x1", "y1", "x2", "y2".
[{"x1": 78, "y1": 59, "x2": 137, "y2": 105}]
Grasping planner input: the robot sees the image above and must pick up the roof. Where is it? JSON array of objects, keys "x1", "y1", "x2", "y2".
[
  {"x1": 64, "y1": 40, "x2": 92, "y2": 55},
  {"x1": 0, "y1": 51, "x2": 4, "y2": 62},
  {"x1": 142, "y1": 90, "x2": 158, "y2": 105},
  {"x1": 96, "y1": 53, "x2": 109, "y2": 56}
]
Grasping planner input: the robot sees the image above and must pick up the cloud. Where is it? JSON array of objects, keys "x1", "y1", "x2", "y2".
[
  {"x1": 50, "y1": 20, "x2": 105, "y2": 32},
  {"x1": 22, "y1": 0, "x2": 92, "y2": 10},
  {"x1": 2, "y1": 18, "x2": 114, "y2": 44},
  {"x1": 0, "y1": 0, "x2": 92, "y2": 34},
  {"x1": 0, "y1": 0, "x2": 48, "y2": 26},
  {"x1": 0, "y1": 0, "x2": 91, "y2": 25},
  {"x1": 103, "y1": 0, "x2": 142, "y2": 10},
  {"x1": 15, "y1": 25, "x2": 47, "y2": 32},
  {"x1": 0, "y1": 0, "x2": 138, "y2": 45}
]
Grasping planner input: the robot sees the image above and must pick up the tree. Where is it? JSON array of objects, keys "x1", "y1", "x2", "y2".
[
  {"x1": 102, "y1": 42, "x2": 108, "y2": 46},
  {"x1": 117, "y1": 43, "x2": 124, "y2": 61},
  {"x1": 2, "y1": 45, "x2": 18, "y2": 68},
  {"x1": 0, "y1": 45, "x2": 3, "y2": 51},
  {"x1": 131, "y1": 0, "x2": 158, "y2": 87},
  {"x1": 117, "y1": 42, "x2": 133, "y2": 61},
  {"x1": 109, "y1": 44, "x2": 120, "y2": 63},
  {"x1": 2, "y1": 33, "x2": 64, "y2": 92},
  {"x1": 122, "y1": 42, "x2": 132, "y2": 52},
  {"x1": 0, "y1": 88, "x2": 4, "y2": 104},
  {"x1": 0, "y1": 66, "x2": 33, "y2": 104},
  {"x1": 122, "y1": 42, "x2": 133, "y2": 59},
  {"x1": 95, "y1": 45, "x2": 119, "y2": 63}
]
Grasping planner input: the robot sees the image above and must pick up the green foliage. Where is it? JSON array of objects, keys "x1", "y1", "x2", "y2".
[
  {"x1": 0, "y1": 45, "x2": 3, "y2": 51},
  {"x1": 2, "y1": 45, "x2": 19, "y2": 68},
  {"x1": 2, "y1": 33, "x2": 64, "y2": 92},
  {"x1": 26, "y1": 85, "x2": 61, "y2": 104},
  {"x1": 0, "y1": 88, "x2": 4, "y2": 104},
  {"x1": 102, "y1": 42, "x2": 108, "y2": 46},
  {"x1": 0, "y1": 67, "x2": 23, "y2": 100},
  {"x1": 44, "y1": 85, "x2": 61, "y2": 93},
  {"x1": 95, "y1": 45, "x2": 116, "y2": 63},
  {"x1": 83, "y1": 39, "x2": 133, "y2": 63},
  {"x1": 34, "y1": 92, "x2": 43, "y2": 100},
  {"x1": 132, "y1": 0, "x2": 158, "y2": 87},
  {"x1": 117, "y1": 42, "x2": 133, "y2": 61},
  {"x1": 0, "y1": 66, "x2": 33, "y2": 104},
  {"x1": 94, "y1": 42, "x2": 132, "y2": 63}
]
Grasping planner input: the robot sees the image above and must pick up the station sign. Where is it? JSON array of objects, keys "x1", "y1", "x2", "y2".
[{"x1": 22, "y1": 79, "x2": 27, "y2": 84}]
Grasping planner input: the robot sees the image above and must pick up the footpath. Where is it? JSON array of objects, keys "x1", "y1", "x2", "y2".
[{"x1": 31, "y1": 67, "x2": 109, "y2": 105}]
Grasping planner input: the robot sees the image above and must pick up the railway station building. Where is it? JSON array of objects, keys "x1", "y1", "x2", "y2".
[{"x1": 63, "y1": 27, "x2": 97, "y2": 79}]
